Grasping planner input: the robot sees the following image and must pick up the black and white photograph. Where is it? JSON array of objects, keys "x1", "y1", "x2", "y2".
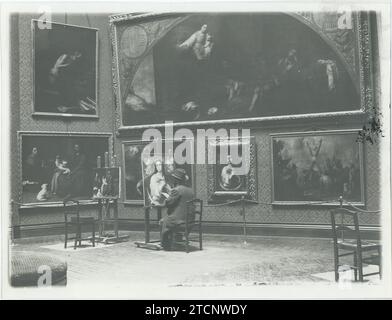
[
  {"x1": 2, "y1": 0, "x2": 391, "y2": 301},
  {"x1": 32, "y1": 20, "x2": 98, "y2": 117}
]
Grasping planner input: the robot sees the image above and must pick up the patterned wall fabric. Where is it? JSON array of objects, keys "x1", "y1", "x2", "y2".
[{"x1": 12, "y1": 14, "x2": 381, "y2": 228}]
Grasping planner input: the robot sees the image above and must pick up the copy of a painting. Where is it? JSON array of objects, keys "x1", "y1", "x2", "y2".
[{"x1": 123, "y1": 139, "x2": 194, "y2": 205}]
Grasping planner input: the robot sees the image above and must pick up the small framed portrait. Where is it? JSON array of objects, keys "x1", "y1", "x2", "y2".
[
  {"x1": 92, "y1": 167, "x2": 120, "y2": 199},
  {"x1": 270, "y1": 130, "x2": 365, "y2": 205},
  {"x1": 32, "y1": 20, "x2": 98, "y2": 118},
  {"x1": 19, "y1": 132, "x2": 111, "y2": 205},
  {"x1": 207, "y1": 136, "x2": 258, "y2": 203}
]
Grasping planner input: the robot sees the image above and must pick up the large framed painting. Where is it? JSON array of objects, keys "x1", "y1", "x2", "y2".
[
  {"x1": 122, "y1": 139, "x2": 195, "y2": 205},
  {"x1": 92, "y1": 167, "x2": 121, "y2": 199},
  {"x1": 207, "y1": 136, "x2": 257, "y2": 203},
  {"x1": 270, "y1": 130, "x2": 365, "y2": 205},
  {"x1": 32, "y1": 20, "x2": 98, "y2": 118},
  {"x1": 18, "y1": 132, "x2": 112, "y2": 205},
  {"x1": 110, "y1": 12, "x2": 372, "y2": 129}
]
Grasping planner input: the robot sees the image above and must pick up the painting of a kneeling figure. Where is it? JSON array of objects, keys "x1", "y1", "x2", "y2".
[
  {"x1": 113, "y1": 12, "x2": 362, "y2": 127},
  {"x1": 32, "y1": 20, "x2": 98, "y2": 117},
  {"x1": 271, "y1": 131, "x2": 364, "y2": 205}
]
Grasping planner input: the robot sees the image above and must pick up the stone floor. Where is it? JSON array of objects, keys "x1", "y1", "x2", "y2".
[{"x1": 8, "y1": 232, "x2": 382, "y2": 298}]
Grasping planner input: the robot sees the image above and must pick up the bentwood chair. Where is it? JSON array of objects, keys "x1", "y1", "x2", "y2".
[
  {"x1": 330, "y1": 207, "x2": 381, "y2": 282},
  {"x1": 171, "y1": 199, "x2": 203, "y2": 253},
  {"x1": 64, "y1": 200, "x2": 96, "y2": 249}
]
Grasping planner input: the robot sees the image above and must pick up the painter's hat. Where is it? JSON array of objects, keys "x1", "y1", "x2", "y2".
[{"x1": 171, "y1": 168, "x2": 187, "y2": 183}]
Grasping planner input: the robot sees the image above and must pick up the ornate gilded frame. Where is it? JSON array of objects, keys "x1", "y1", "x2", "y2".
[
  {"x1": 109, "y1": 11, "x2": 374, "y2": 133},
  {"x1": 31, "y1": 20, "x2": 99, "y2": 119},
  {"x1": 206, "y1": 136, "x2": 258, "y2": 203},
  {"x1": 17, "y1": 131, "x2": 113, "y2": 207},
  {"x1": 270, "y1": 129, "x2": 365, "y2": 206}
]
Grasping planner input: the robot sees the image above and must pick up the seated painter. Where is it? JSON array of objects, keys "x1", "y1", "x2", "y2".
[{"x1": 160, "y1": 169, "x2": 194, "y2": 251}]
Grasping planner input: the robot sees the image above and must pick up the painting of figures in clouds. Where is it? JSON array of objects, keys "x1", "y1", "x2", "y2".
[{"x1": 113, "y1": 12, "x2": 361, "y2": 127}]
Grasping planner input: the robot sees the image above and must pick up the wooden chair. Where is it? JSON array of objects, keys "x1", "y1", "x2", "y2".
[
  {"x1": 64, "y1": 200, "x2": 96, "y2": 249},
  {"x1": 330, "y1": 207, "x2": 381, "y2": 282},
  {"x1": 171, "y1": 199, "x2": 203, "y2": 253}
]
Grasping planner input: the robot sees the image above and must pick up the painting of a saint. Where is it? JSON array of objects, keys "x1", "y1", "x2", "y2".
[
  {"x1": 112, "y1": 12, "x2": 362, "y2": 127},
  {"x1": 142, "y1": 157, "x2": 172, "y2": 207},
  {"x1": 33, "y1": 20, "x2": 98, "y2": 117},
  {"x1": 219, "y1": 156, "x2": 244, "y2": 191},
  {"x1": 207, "y1": 137, "x2": 257, "y2": 203}
]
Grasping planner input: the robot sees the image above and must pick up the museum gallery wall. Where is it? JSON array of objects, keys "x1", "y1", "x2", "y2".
[
  {"x1": 11, "y1": 13, "x2": 115, "y2": 228},
  {"x1": 10, "y1": 11, "x2": 381, "y2": 234}
]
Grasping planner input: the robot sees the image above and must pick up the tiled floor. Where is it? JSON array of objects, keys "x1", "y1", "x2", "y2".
[{"x1": 10, "y1": 232, "x2": 380, "y2": 289}]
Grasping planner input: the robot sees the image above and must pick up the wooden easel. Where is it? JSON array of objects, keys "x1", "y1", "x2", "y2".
[
  {"x1": 135, "y1": 205, "x2": 163, "y2": 250},
  {"x1": 94, "y1": 197, "x2": 129, "y2": 244}
]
